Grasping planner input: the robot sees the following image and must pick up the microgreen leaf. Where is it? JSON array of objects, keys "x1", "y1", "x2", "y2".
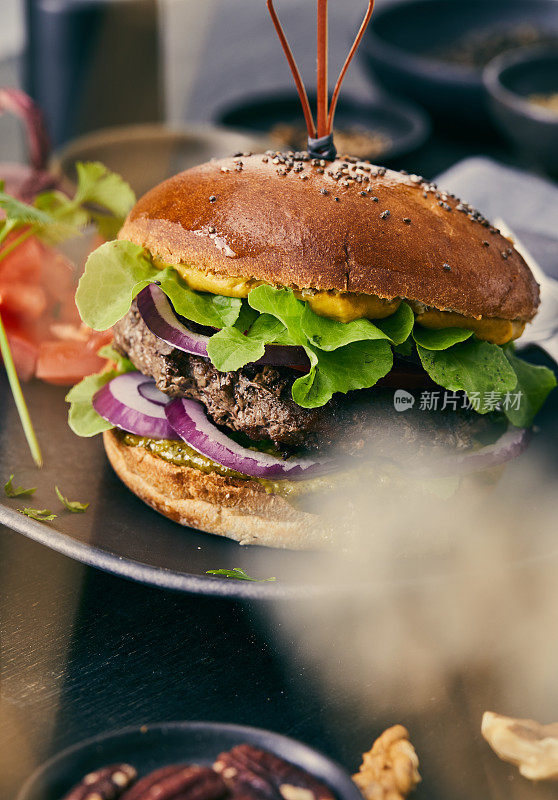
[
  {"x1": 0, "y1": 192, "x2": 53, "y2": 225},
  {"x1": 4, "y1": 474, "x2": 36, "y2": 498},
  {"x1": 55, "y1": 486, "x2": 89, "y2": 513},
  {"x1": 19, "y1": 508, "x2": 57, "y2": 522},
  {"x1": 74, "y1": 161, "x2": 136, "y2": 220},
  {"x1": 206, "y1": 568, "x2": 277, "y2": 582}
]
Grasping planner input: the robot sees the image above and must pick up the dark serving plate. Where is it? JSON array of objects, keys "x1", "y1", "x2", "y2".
[
  {"x1": 16, "y1": 721, "x2": 363, "y2": 800},
  {"x1": 1, "y1": 344, "x2": 557, "y2": 600},
  {"x1": 360, "y1": 0, "x2": 558, "y2": 132},
  {"x1": 216, "y1": 92, "x2": 430, "y2": 164}
]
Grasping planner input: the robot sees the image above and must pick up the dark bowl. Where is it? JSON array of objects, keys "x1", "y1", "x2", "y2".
[
  {"x1": 52, "y1": 123, "x2": 266, "y2": 198},
  {"x1": 16, "y1": 721, "x2": 363, "y2": 800},
  {"x1": 484, "y1": 46, "x2": 558, "y2": 174},
  {"x1": 216, "y1": 92, "x2": 430, "y2": 164},
  {"x1": 360, "y1": 0, "x2": 558, "y2": 133}
]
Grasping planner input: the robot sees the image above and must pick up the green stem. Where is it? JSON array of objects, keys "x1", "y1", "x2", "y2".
[
  {"x1": 0, "y1": 220, "x2": 17, "y2": 247},
  {"x1": 0, "y1": 227, "x2": 34, "y2": 265},
  {"x1": 0, "y1": 311, "x2": 43, "y2": 467}
]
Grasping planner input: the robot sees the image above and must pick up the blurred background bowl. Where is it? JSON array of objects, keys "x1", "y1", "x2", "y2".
[
  {"x1": 52, "y1": 123, "x2": 266, "y2": 197},
  {"x1": 484, "y1": 46, "x2": 558, "y2": 175},
  {"x1": 360, "y1": 0, "x2": 558, "y2": 134},
  {"x1": 216, "y1": 92, "x2": 430, "y2": 164}
]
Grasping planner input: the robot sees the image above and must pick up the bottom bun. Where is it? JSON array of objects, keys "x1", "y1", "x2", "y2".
[{"x1": 103, "y1": 430, "x2": 332, "y2": 549}]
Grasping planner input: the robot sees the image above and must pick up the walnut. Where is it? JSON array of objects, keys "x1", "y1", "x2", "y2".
[
  {"x1": 352, "y1": 725, "x2": 420, "y2": 800},
  {"x1": 482, "y1": 711, "x2": 558, "y2": 781}
]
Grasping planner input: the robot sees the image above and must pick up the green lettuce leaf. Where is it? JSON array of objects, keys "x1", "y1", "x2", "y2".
[
  {"x1": 76, "y1": 240, "x2": 242, "y2": 331},
  {"x1": 503, "y1": 349, "x2": 556, "y2": 427},
  {"x1": 76, "y1": 240, "x2": 157, "y2": 329},
  {"x1": 66, "y1": 342, "x2": 138, "y2": 437},
  {"x1": 97, "y1": 344, "x2": 135, "y2": 373},
  {"x1": 156, "y1": 267, "x2": 241, "y2": 328},
  {"x1": 374, "y1": 302, "x2": 415, "y2": 345},
  {"x1": 207, "y1": 314, "x2": 287, "y2": 372},
  {"x1": 65, "y1": 370, "x2": 120, "y2": 437},
  {"x1": 300, "y1": 304, "x2": 390, "y2": 350},
  {"x1": 292, "y1": 340, "x2": 393, "y2": 408},
  {"x1": 248, "y1": 285, "x2": 306, "y2": 342},
  {"x1": 413, "y1": 325, "x2": 473, "y2": 350},
  {"x1": 417, "y1": 339, "x2": 518, "y2": 413}
]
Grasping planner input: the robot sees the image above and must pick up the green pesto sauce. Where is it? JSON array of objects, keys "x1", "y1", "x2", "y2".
[
  {"x1": 119, "y1": 434, "x2": 460, "y2": 503},
  {"x1": 121, "y1": 433, "x2": 362, "y2": 499}
]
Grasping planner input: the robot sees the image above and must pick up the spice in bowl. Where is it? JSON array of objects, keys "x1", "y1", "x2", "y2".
[
  {"x1": 429, "y1": 24, "x2": 558, "y2": 70},
  {"x1": 528, "y1": 92, "x2": 558, "y2": 115}
]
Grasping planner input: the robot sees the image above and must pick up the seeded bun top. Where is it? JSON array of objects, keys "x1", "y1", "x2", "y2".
[{"x1": 120, "y1": 153, "x2": 539, "y2": 322}]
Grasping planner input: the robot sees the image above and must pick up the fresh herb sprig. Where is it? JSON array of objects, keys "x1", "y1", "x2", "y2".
[
  {"x1": 0, "y1": 313, "x2": 43, "y2": 466},
  {"x1": 19, "y1": 507, "x2": 57, "y2": 522},
  {"x1": 55, "y1": 485, "x2": 89, "y2": 513},
  {"x1": 0, "y1": 162, "x2": 135, "y2": 264},
  {"x1": 4, "y1": 474, "x2": 36, "y2": 498},
  {"x1": 206, "y1": 568, "x2": 277, "y2": 582}
]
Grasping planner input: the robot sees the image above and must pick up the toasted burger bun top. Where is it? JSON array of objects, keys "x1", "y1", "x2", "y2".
[{"x1": 120, "y1": 153, "x2": 539, "y2": 322}]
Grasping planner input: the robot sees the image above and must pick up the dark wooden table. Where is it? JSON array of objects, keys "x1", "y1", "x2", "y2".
[{"x1": 2, "y1": 49, "x2": 558, "y2": 800}]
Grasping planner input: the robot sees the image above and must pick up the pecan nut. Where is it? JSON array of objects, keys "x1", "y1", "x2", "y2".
[
  {"x1": 61, "y1": 764, "x2": 137, "y2": 800},
  {"x1": 213, "y1": 744, "x2": 336, "y2": 800},
  {"x1": 121, "y1": 764, "x2": 227, "y2": 800},
  {"x1": 482, "y1": 711, "x2": 558, "y2": 781},
  {"x1": 352, "y1": 725, "x2": 420, "y2": 800}
]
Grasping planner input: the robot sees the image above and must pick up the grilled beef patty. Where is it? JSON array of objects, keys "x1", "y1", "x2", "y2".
[{"x1": 113, "y1": 303, "x2": 489, "y2": 457}]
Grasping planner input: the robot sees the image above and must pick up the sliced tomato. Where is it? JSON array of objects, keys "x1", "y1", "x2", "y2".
[
  {"x1": 0, "y1": 281, "x2": 47, "y2": 319},
  {"x1": 39, "y1": 248, "x2": 75, "y2": 303},
  {"x1": 3, "y1": 330, "x2": 38, "y2": 381},
  {"x1": 85, "y1": 328, "x2": 113, "y2": 352},
  {"x1": 0, "y1": 235, "x2": 44, "y2": 284},
  {"x1": 35, "y1": 340, "x2": 106, "y2": 385}
]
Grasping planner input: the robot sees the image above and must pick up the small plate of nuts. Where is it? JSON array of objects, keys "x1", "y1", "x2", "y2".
[{"x1": 15, "y1": 721, "x2": 365, "y2": 800}]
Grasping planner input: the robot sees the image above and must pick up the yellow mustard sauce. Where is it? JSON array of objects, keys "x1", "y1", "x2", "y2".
[
  {"x1": 157, "y1": 261, "x2": 522, "y2": 344},
  {"x1": 415, "y1": 310, "x2": 525, "y2": 345}
]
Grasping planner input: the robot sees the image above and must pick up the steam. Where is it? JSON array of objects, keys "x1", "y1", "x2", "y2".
[{"x1": 256, "y1": 434, "x2": 558, "y2": 797}]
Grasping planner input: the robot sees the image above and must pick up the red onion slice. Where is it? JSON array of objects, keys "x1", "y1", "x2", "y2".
[
  {"x1": 422, "y1": 425, "x2": 530, "y2": 478},
  {"x1": 137, "y1": 284, "x2": 211, "y2": 357},
  {"x1": 93, "y1": 372, "x2": 177, "y2": 439},
  {"x1": 165, "y1": 397, "x2": 337, "y2": 480},
  {"x1": 136, "y1": 284, "x2": 309, "y2": 369}
]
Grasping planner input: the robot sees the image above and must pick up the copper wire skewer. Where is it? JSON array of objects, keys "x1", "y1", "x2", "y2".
[
  {"x1": 266, "y1": 0, "x2": 316, "y2": 138},
  {"x1": 267, "y1": 0, "x2": 375, "y2": 145},
  {"x1": 327, "y1": 0, "x2": 375, "y2": 131},
  {"x1": 316, "y1": 0, "x2": 329, "y2": 138}
]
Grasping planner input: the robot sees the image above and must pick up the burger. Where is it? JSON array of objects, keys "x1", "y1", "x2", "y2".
[{"x1": 67, "y1": 152, "x2": 556, "y2": 548}]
